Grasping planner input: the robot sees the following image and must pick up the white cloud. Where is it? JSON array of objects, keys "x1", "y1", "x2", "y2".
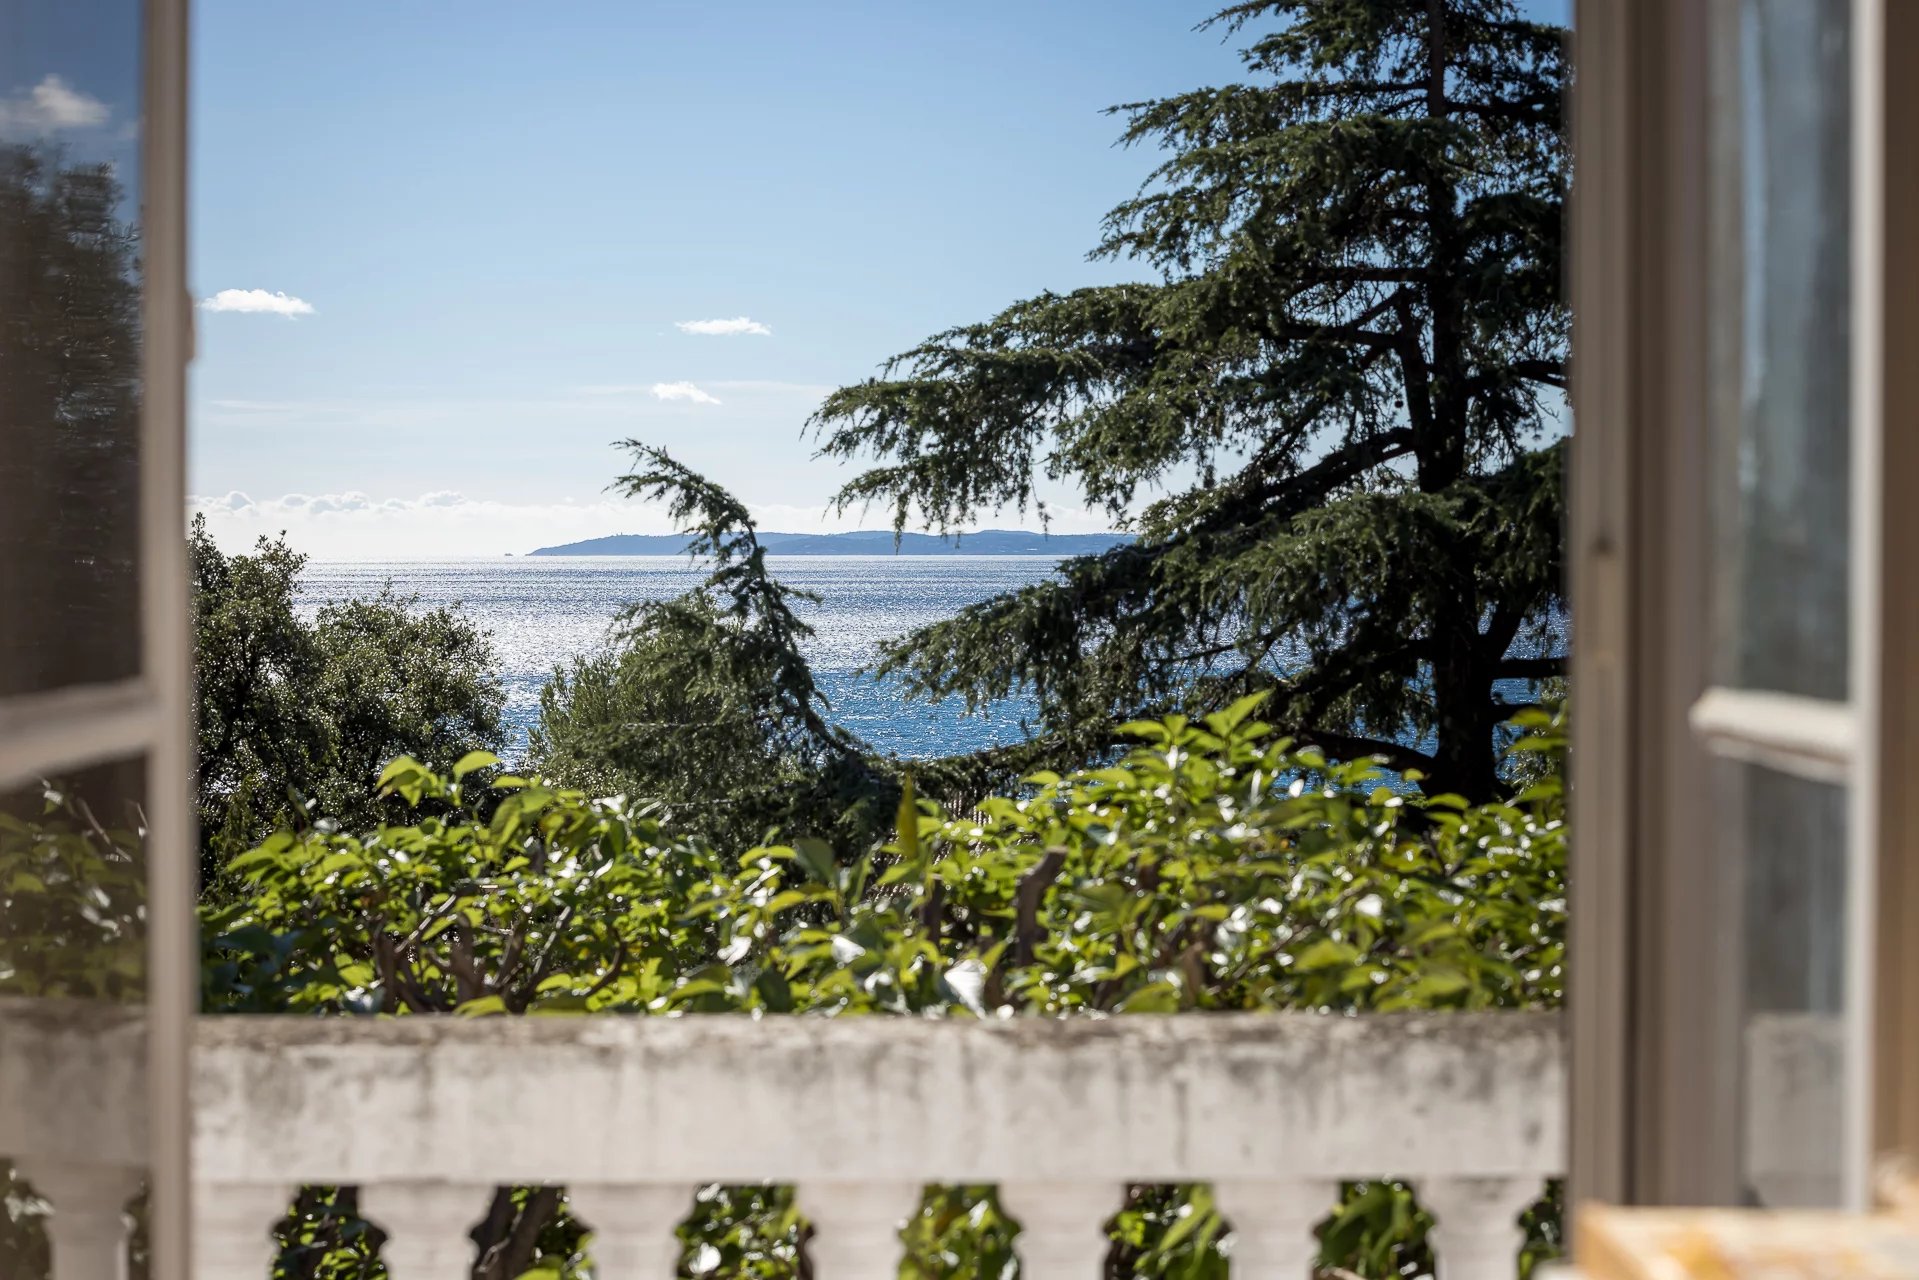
[
  {"x1": 192, "y1": 490, "x2": 675, "y2": 559},
  {"x1": 650, "y1": 381, "x2": 721, "y2": 405},
  {"x1": 0, "y1": 76, "x2": 110, "y2": 135},
  {"x1": 201, "y1": 289, "x2": 315, "y2": 317},
  {"x1": 676, "y1": 317, "x2": 772, "y2": 337},
  {"x1": 305, "y1": 492, "x2": 373, "y2": 514}
]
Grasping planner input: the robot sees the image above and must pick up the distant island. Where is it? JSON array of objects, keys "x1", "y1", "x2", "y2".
[{"x1": 527, "y1": 529, "x2": 1132, "y2": 557}]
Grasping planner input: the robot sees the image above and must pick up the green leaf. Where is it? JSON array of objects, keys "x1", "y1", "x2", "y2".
[
  {"x1": 792, "y1": 837, "x2": 838, "y2": 888},
  {"x1": 452, "y1": 750, "x2": 501, "y2": 780},
  {"x1": 755, "y1": 967, "x2": 795, "y2": 1012},
  {"x1": 764, "y1": 889, "x2": 810, "y2": 914},
  {"x1": 1203, "y1": 691, "x2": 1271, "y2": 736},
  {"x1": 1291, "y1": 938, "x2": 1361, "y2": 972},
  {"x1": 377, "y1": 755, "x2": 425, "y2": 786},
  {"x1": 895, "y1": 772, "x2": 919, "y2": 863},
  {"x1": 1115, "y1": 980, "x2": 1180, "y2": 1012},
  {"x1": 1395, "y1": 970, "x2": 1473, "y2": 1004}
]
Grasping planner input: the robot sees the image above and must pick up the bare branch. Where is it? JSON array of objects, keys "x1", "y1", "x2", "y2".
[
  {"x1": 1289, "y1": 726, "x2": 1438, "y2": 777},
  {"x1": 1497, "y1": 655, "x2": 1564, "y2": 679},
  {"x1": 1014, "y1": 849, "x2": 1068, "y2": 967}
]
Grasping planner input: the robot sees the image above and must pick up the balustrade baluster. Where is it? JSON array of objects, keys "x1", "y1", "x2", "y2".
[
  {"x1": 360, "y1": 1181, "x2": 489, "y2": 1279},
  {"x1": 998, "y1": 1181, "x2": 1118, "y2": 1280},
  {"x1": 1420, "y1": 1176, "x2": 1538, "y2": 1280},
  {"x1": 14, "y1": 1160, "x2": 142, "y2": 1280},
  {"x1": 568, "y1": 1183, "x2": 691, "y2": 1279},
  {"x1": 798, "y1": 1180, "x2": 921, "y2": 1280},
  {"x1": 192, "y1": 1180, "x2": 299, "y2": 1280},
  {"x1": 1213, "y1": 1178, "x2": 1336, "y2": 1280}
]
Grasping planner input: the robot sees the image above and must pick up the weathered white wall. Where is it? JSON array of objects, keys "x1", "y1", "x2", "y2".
[
  {"x1": 1744, "y1": 1011, "x2": 1844, "y2": 1208},
  {"x1": 192, "y1": 1011, "x2": 1565, "y2": 1186},
  {"x1": 0, "y1": 997, "x2": 147, "y2": 1171}
]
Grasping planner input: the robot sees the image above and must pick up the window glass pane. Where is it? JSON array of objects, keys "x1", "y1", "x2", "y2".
[
  {"x1": 0, "y1": 1, "x2": 151, "y2": 1270},
  {"x1": 0, "y1": 756, "x2": 149, "y2": 1272},
  {"x1": 0, "y1": 759, "x2": 147, "y2": 1006},
  {"x1": 1720, "y1": 760, "x2": 1847, "y2": 1208},
  {"x1": 1709, "y1": 0, "x2": 1851, "y2": 700},
  {"x1": 0, "y1": 0, "x2": 145, "y2": 698}
]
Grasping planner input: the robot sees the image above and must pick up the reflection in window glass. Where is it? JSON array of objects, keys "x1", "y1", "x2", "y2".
[
  {"x1": 1710, "y1": 0, "x2": 1851, "y2": 700},
  {"x1": 0, "y1": 0, "x2": 145, "y2": 698},
  {"x1": 1721, "y1": 760, "x2": 1847, "y2": 1208},
  {"x1": 0, "y1": 3, "x2": 152, "y2": 1273},
  {"x1": 0, "y1": 760, "x2": 147, "y2": 1004},
  {"x1": 0, "y1": 755, "x2": 149, "y2": 1276}
]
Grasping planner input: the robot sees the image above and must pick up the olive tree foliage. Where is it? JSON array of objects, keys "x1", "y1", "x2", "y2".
[
  {"x1": 809, "y1": 0, "x2": 1569, "y2": 801},
  {"x1": 191, "y1": 515, "x2": 507, "y2": 886},
  {"x1": 204, "y1": 700, "x2": 1567, "y2": 1279}
]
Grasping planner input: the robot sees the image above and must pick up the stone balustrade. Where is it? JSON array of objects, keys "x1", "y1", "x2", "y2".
[{"x1": 2, "y1": 1004, "x2": 1568, "y2": 1279}]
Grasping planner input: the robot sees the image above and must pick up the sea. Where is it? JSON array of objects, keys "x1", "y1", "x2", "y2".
[{"x1": 295, "y1": 556, "x2": 1065, "y2": 763}]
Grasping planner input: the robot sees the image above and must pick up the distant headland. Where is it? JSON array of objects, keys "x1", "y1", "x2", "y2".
[{"x1": 526, "y1": 529, "x2": 1131, "y2": 557}]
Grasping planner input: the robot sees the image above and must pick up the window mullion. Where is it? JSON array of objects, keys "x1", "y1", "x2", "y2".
[
  {"x1": 0, "y1": 678, "x2": 160, "y2": 790},
  {"x1": 1688, "y1": 686, "x2": 1856, "y2": 784}
]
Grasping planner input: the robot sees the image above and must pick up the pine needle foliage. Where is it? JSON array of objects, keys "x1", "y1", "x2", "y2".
[
  {"x1": 532, "y1": 445, "x2": 895, "y2": 851},
  {"x1": 811, "y1": 1, "x2": 1569, "y2": 799}
]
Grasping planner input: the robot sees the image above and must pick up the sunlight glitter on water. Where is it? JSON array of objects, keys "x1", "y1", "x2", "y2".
[{"x1": 295, "y1": 556, "x2": 1065, "y2": 762}]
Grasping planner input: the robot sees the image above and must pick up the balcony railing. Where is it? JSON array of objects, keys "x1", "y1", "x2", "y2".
[{"x1": 3, "y1": 1003, "x2": 1567, "y2": 1279}]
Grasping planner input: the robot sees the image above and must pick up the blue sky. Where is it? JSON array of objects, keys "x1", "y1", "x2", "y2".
[
  {"x1": 188, "y1": 1, "x2": 1567, "y2": 559},
  {"x1": 187, "y1": 1, "x2": 1256, "y2": 557}
]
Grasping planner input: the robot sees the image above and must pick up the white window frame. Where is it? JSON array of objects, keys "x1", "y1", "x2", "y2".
[
  {"x1": 1675, "y1": 0, "x2": 1882, "y2": 1212},
  {"x1": 1572, "y1": 0, "x2": 1913, "y2": 1215},
  {"x1": 0, "y1": 0, "x2": 194, "y2": 1275}
]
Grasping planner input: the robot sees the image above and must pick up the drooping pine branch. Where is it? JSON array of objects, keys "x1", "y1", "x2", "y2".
[{"x1": 609, "y1": 442, "x2": 855, "y2": 763}]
